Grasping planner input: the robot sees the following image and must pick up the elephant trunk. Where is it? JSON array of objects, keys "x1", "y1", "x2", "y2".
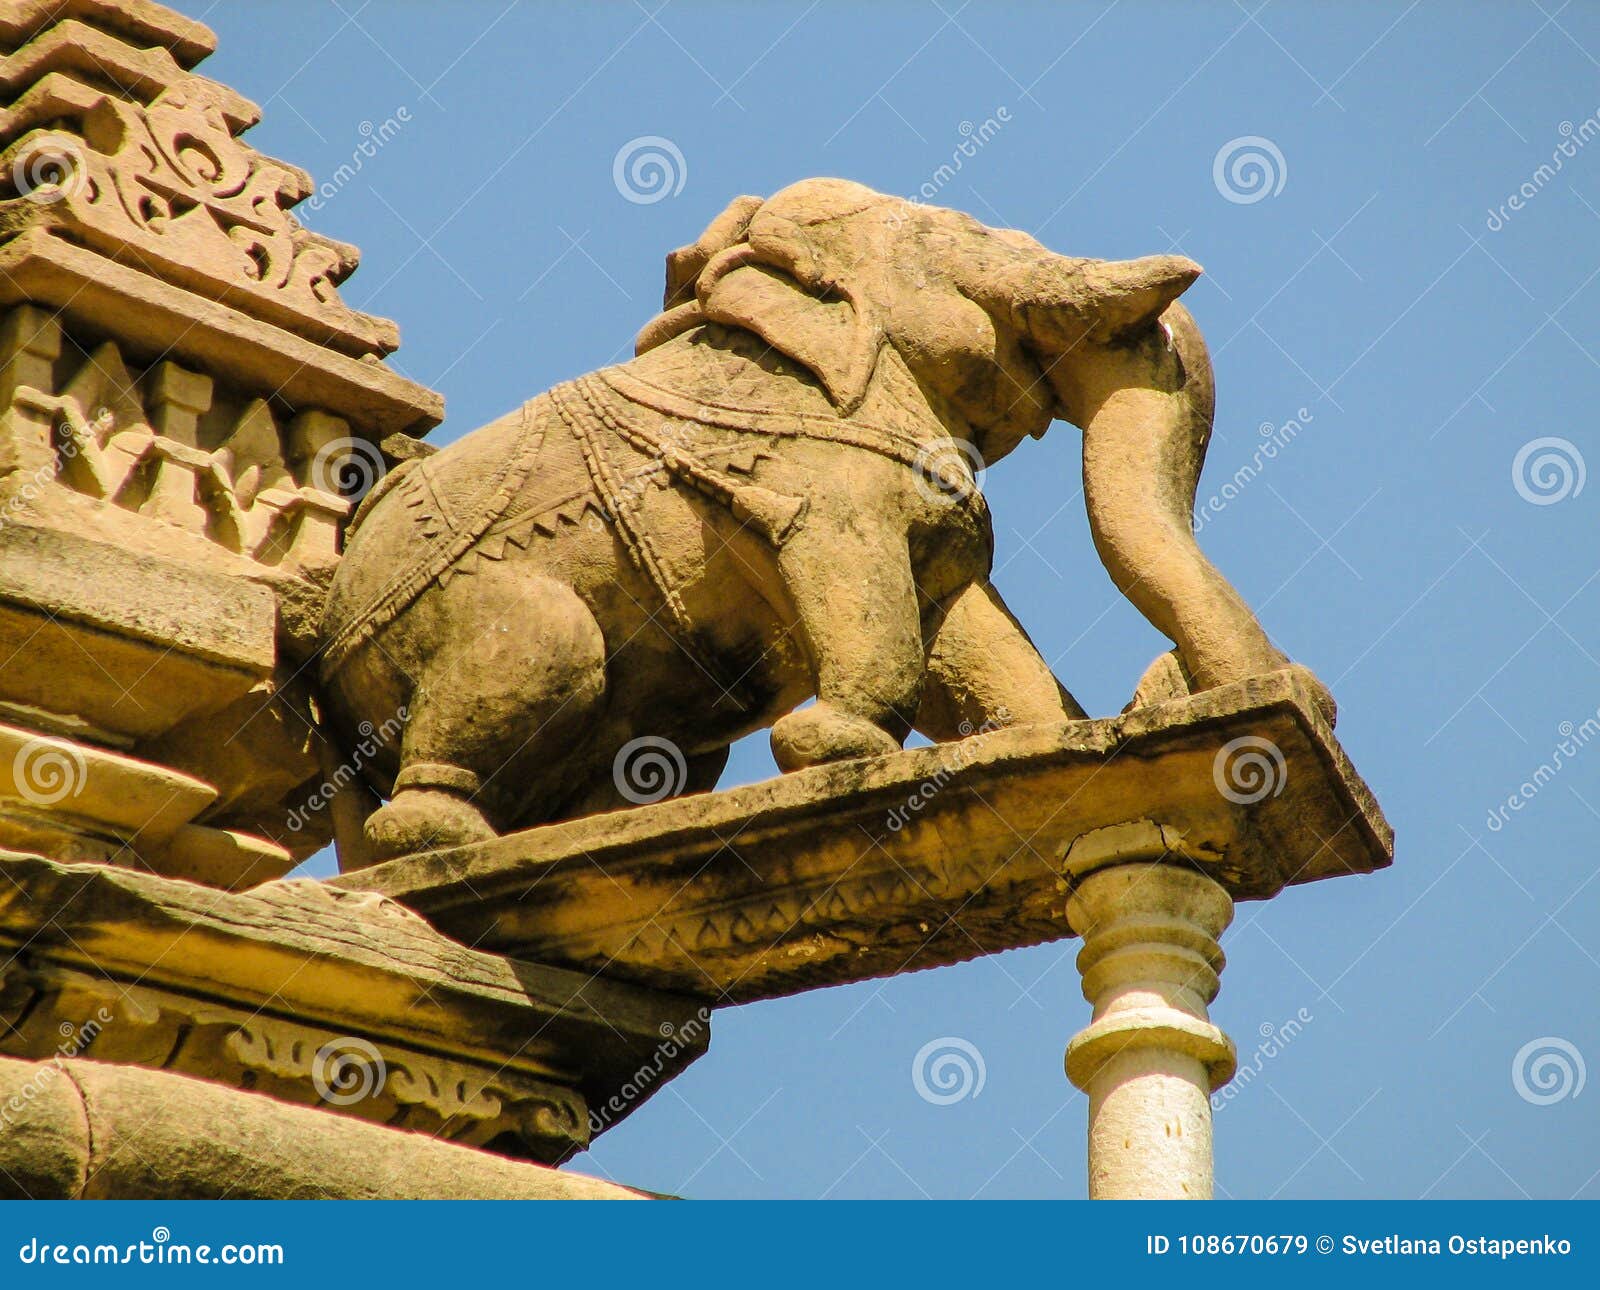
[{"x1": 1070, "y1": 301, "x2": 1289, "y2": 694}]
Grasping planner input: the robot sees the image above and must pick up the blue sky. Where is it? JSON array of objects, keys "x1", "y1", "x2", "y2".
[{"x1": 208, "y1": 0, "x2": 1600, "y2": 1198}]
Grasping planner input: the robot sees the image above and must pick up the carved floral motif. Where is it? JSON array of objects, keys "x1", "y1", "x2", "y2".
[
  {"x1": 0, "y1": 65, "x2": 394, "y2": 356},
  {"x1": 0, "y1": 961, "x2": 589, "y2": 1164}
]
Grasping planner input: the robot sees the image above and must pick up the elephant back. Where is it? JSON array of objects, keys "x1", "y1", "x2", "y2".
[{"x1": 318, "y1": 395, "x2": 548, "y2": 677}]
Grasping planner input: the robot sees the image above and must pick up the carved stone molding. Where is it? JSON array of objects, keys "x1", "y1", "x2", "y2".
[
  {"x1": 0, "y1": 1054, "x2": 648, "y2": 1199},
  {"x1": 0, "y1": 852, "x2": 711, "y2": 1163},
  {"x1": 0, "y1": 9, "x2": 389, "y2": 358},
  {"x1": 0, "y1": 3, "x2": 440, "y2": 440},
  {"x1": 0, "y1": 963, "x2": 588, "y2": 1162}
]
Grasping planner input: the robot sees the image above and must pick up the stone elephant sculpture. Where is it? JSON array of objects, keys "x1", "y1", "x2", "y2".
[{"x1": 318, "y1": 178, "x2": 1305, "y2": 862}]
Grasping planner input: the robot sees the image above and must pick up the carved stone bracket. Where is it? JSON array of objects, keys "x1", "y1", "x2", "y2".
[{"x1": 337, "y1": 672, "x2": 1392, "y2": 1003}]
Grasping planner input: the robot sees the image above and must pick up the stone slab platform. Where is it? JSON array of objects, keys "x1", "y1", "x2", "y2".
[{"x1": 336, "y1": 671, "x2": 1393, "y2": 1003}]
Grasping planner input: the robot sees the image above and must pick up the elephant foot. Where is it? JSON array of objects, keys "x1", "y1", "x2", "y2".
[
  {"x1": 1124, "y1": 650, "x2": 1337, "y2": 728},
  {"x1": 1125, "y1": 648, "x2": 1193, "y2": 713},
  {"x1": 1285, "y1": 663, "x2": 1337, "y2": 727},
  {"x1": 364, "y1": 788, "x2": 496, "y2": 861},
  {"x1": 771, "y1": 701, "x2": 902, "y2": 773}
]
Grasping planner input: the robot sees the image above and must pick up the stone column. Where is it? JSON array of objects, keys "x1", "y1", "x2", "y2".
[{"x1": 1063, "y1": 828, "x2": 1236, "y2": 1199}]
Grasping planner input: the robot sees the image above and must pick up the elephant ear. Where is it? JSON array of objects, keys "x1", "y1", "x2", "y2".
[
  {"x1": 639, "y1": 179, "x2": 889, "y2": 409},
  {"x1": 698, "y1": 252, "x2": 883, "y2": 413}
]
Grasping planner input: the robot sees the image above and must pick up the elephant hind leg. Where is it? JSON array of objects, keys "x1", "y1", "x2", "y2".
[
  {"x1": 363, "y1": 779, "x2": 497, "y2": 863},
  {"x1": 364, "y1": 572, "x2": 609, "y2": 860}
]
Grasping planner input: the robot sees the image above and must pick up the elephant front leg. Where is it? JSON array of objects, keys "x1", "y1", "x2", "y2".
[
  {"x1": 916, "y1": 580, "x2": 1086, "y2": 740},
  {"x1": 769, "y1": 523, "x2": 924, "y2": 772}
]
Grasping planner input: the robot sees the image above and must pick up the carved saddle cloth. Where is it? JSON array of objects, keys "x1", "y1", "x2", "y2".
[{"x1": 318, "y1": 365, "x2": 984, "y2": 681}]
